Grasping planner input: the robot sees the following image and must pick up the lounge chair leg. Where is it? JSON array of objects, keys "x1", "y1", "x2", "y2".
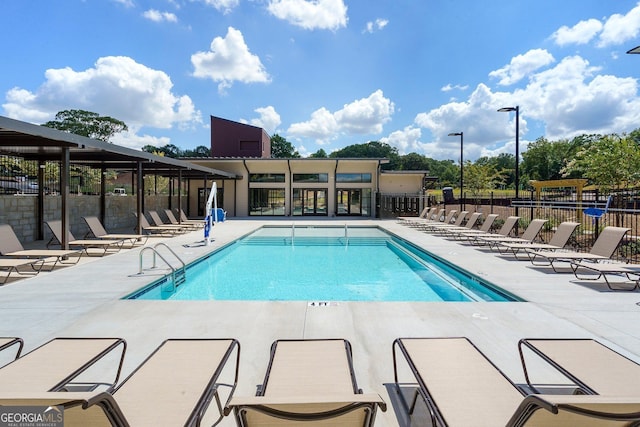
[{"x1": 408, "y1": 388, "x2": 420, "y2": 415}]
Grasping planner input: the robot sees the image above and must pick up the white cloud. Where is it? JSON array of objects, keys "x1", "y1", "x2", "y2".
[
  {"x1": 142, "y1": 9, "x2": 178, "y2": 23},
  {"x1": 267, "y1": 0, "x2": 348, "y2": 31},
  {"x1": 415, "y1": 83, "x2": 516, "y2": 147},
  {"x1": 551, "y1": 19, "x2": 602, "y2": 46},
  {"x1": 410, "y1": 52, "x2": 640, "y2": 161},
  {"x1": 364, "y1": 18, "x2": 388, "y2": 33},
  {"x1": 248, "y1": 106, "x2": 281, "y2": 135},
  {"x1": 380, "y1": 126, "x2": 423, "y2": 155},
  {"x1": 111, "y1": 128, "x2": 172, "y2": 150},
  {"x1": 194, "y1": 0, "x2": 239, "y2": 14},
  {"x1": 518, "y1": 55, "x2": 640, "y2": 138},
  {"x1": 2, "y1": 56, "x2": 202, "y2": 147},
  {"x1": 441, "y1": 83, "x2": 469, "y2": 92},
  {"x1": 112, "y1": 0, "x2": 134, "y2": 8},
  {"x1": 191, "y1": 27, "x2": 271, "y2": 94},
  {"x1": 598, "y1": 3, "x2": 640, "y2": 47},
  {"x1": 287, "y1": 107, "x2": 339, "y2": 143},
  {"x1": 489, "y1": 49, "x2": 555, "y2": 86},
  {"x1": 287, "y1": 90, "x2": 394, "y2": 143}
]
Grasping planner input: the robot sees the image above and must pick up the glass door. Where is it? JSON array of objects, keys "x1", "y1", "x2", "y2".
[
  {"x1": 294, "y1": 189, "x2": 327, "y2": 216},
  {"x1": 337, "y1": 189, "x2": 362, "y2": 215}
]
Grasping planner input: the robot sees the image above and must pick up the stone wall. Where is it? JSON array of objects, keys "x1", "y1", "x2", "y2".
[{"x1": 0, "y1": 194, "x2": 186, "y2": 243}]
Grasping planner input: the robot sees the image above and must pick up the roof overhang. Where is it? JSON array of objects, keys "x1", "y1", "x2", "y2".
[{"x1": 0, "y1": 115, "x2": 239, "y2": 179}]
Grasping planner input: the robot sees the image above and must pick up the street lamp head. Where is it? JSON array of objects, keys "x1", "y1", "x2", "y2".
[
  {"x1": 497, "y1": 107, "x2": 518, "y2": 113},
  {"x1": 448, "y1": 132, "x2": 462, "y2": 136},
  {"x1": 627, "y1": 46, "x2": 640, "y2": 54}
]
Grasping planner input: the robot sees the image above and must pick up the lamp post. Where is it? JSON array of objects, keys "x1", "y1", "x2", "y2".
[
  {"x1": 448, "y1": 132, "x2": 464, "y2": 210},
  {"x1": 497, "y1": 106, "x2": 520, "y2": 218},
  {"x1": 627, "y1": 46, "x2": 640, "y2": 54}
]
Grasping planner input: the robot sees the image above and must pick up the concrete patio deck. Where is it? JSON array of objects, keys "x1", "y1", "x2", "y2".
[{"x1": 1, "y1": 218, "x2": 639, "y2": 426}]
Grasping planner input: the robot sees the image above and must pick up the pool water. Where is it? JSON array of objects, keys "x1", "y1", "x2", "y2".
[{"x1": 128, "y1": 226, "x2": 519, "y2": 302}]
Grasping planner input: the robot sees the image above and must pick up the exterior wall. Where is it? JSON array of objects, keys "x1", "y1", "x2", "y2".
[
  {"x1": 210, "y1": 116, "x2": 271, "y2": 158},
  {"x1": 380, "y1": 174, "x2": 425, "y2": 194},
  {"x1": 0, "y1": 194, "x2": 175, "y2": 244},
  {"x1": 190, "y1": 159, "x2": 382, "y2": 217}
]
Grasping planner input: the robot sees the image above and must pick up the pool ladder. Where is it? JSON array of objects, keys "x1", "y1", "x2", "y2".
[{"x1": 138, "y1": 243, "x2": 186, "y2": 290}]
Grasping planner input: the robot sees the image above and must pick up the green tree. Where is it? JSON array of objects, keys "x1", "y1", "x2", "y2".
[
  {"x1": 271, "y1": 134, "x2": 300, "y2": 158},
  {"x1": 561, "y1": 134, "x2": 640, "y2": 192},
  {"x1": 399, "y1": 152, "x2": 430, "y2": 170},
  {"x1": 309, "y1": 148, "x2": 328, "y2": 158},
  {"x1": 42, "y1": 109, "x2": 128, "y2": 142},
  {"x1": 182, "y1": 145, "x2": 211, "y2": 158},
  {"x1": 464, "y1": 161, "x2": 506, "y2": 204},
  {"x1": 329, "y1": 141, "x2": 401, "y2": 169}
]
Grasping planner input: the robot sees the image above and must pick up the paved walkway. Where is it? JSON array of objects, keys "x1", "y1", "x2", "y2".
[{"x1": 1, "y1": 218, "x2": 640, "y2": 426}]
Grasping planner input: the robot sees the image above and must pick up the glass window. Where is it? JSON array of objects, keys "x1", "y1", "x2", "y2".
[
  {"x1": 292, "y1": 173, "x2": 328, "y2": 183},
  {"x1": 249, "y1": 173, "x2": 285, "y2": 183},
  {"x1": 249, "y1": 188, "x2": 286, "y2": 215},
  {"x1": 336, "y1": 173, "x2": 372, "y2": 183}
]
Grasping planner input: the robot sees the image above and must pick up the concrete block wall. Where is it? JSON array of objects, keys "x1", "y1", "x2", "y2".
[{"x1": 0, "y1": 194, "x2": 186, "y2": 244}]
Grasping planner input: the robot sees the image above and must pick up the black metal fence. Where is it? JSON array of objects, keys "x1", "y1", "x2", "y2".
[{"x1": 0, "y1": 156, "x2": 174, "y2": 195}]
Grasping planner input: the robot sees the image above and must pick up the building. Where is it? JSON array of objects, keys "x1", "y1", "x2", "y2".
[{"x1": 182, "y1": 116, "x2": 430, "y2": 218}]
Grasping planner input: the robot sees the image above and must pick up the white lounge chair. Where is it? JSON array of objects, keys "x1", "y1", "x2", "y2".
[
  {"x1": 497, "y1": 221, "x2": 580, "y2": 260},
  {"x1": 0, "y1": 224, "x2": 82, "y2": 269},
  {"x1": 226, "y1": 339, "x2": 386, "y2": 426},
  {"x1": 45, "y1": 220, "x2": 124, "y2": 256},
  {"x1": 527, "y1": 226, "x2": 630, "y2": 272}
]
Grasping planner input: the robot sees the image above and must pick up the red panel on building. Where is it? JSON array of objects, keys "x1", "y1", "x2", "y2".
[{"x1": 210, "y1": 116, "x2": 271, "y2": 158}]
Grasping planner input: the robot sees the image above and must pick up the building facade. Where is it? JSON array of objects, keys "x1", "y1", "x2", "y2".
[{"x1": 181, "y1": 116, "x2": 428, "y2": 218}]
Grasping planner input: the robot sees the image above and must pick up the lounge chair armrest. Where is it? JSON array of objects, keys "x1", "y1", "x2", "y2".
[
  {"x1": 225, "y1": 393, "x2": 387, "y2": 416},
  {"x1": 507, "y1": 394, "x2": 640, "y2": 427},
  {"x1": 0, "y1": 391, "x2": 130, "y2": 425}
]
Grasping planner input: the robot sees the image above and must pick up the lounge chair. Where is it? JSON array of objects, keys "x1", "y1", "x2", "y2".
[
  {"x1": 457, "y1": 216, "x2": 519, "y2": 245},
  {"x1": 392, "y1": 337, "x2": 640, "y2": 426},
  {"x1": 446, "y1": 213, "x2": 498, "y2": 240},
  {"x1": 397, "y1": 207, "x2": 433, "y2": 224},
  {"x1": 226, "y1": 339, "x2": 386, "y2": 426},
  {"x1": 0, "y1": 337, "x2": 23, "y2": 364},
  {"x1": 518, "y1": 338, "x2": 640, "y2": 396},
  {"x1": 432, "y1": 212, "x2": 483, "y2": 237},
  {"x1": 0, "y1": 337, "x2": 126, "y2": 393},
  {"x1": 134, "y1": 213, "x2": 186, "y2": 236},
  {"x1": 0, "y1": 224, "x2": 82, "y2": 269},
  {"x1": 45, "y1": 220, "x2": 124, "y2": 256},
  {"x1": 0, "y1": 338, "x2": 240, "y2": 427},
  {"x1": 148, "y1": 210, "x2": 191, "y2": 231},
  {"x1": 497, "y1": 221, "x2": 580, "y2": 260},
  {"x1": 164, "y1": 209, "x2": 202, "y2": 230},
  {"x1": 82, "y1": 216, "x2": 149, "y2": 247},
  {"x1": 475, "y1": 219, "x2": 547, "y2": 250},
  {"x1": 417, "y1": 210, "x2": 457, "y2": 231},
  {"x1": 527, "y1": 226, "x2": 630, "y2": 272},
  {"x1": 0, "y1": 258, "x2": 45, "y2": 284},
  {"x1": 407, "y1": 208, "x2": 445, "y2": 228},
  {"x1": 422, "y1": 211, "x2": 468, "y2": 233},
  {"x1": 570, "y1": 261, "x2": 640, "y2": 291}
]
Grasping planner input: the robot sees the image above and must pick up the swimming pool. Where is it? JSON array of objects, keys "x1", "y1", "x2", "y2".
[{"x1": 127, "y1": 225, "x2": 520, "y2": 302}]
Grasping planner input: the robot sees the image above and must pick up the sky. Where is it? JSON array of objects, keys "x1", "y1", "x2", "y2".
[{"x1": 3, "y1": 1, "x2": 640, "y2": 162}]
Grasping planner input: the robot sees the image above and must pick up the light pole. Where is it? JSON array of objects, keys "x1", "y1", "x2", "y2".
[
  {"x1": 627, "y1": 46, "x2": 640, "y2": 54},
  {"x1": 448, "y1": 132, "x2": 464, "y2": 210},
  {"x1": 497, "y1": 106, "x2": 519, "y2": 218}
]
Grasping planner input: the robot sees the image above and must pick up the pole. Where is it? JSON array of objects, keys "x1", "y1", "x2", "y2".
[
  {"x1": 460, "y1": 132, "x2": 464, "y2": 211},
  {"x1": 515, "y1": 106, "x2": 520, "y2": 218}
]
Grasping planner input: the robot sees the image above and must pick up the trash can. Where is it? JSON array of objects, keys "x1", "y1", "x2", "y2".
[{"x1": 442, "y1": 187, "x2": 454, "y2": 204}]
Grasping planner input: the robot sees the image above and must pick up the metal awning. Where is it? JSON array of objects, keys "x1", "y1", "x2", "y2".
[
  {"x1": 0, "y1": 115, "x2": 238, "y2": 247},
  {"x1": 0, "y1": 115, "x2": 238, "y2": 179}
]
